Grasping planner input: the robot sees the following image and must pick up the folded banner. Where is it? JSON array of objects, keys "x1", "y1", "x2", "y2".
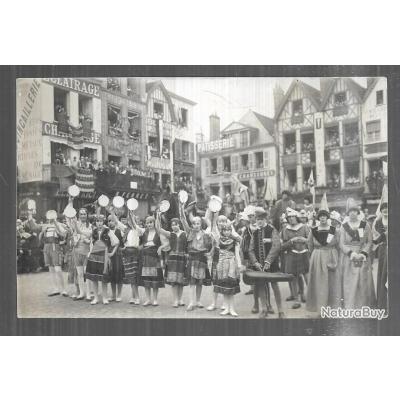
[{"x1": 75, "y1": 168, "x2": 95, "y2": 193}]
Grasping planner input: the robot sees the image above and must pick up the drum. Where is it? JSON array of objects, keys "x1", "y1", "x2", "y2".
[
  {"x1": 244, "y1": 271, "x2": 294, "y2": 282},
  {"x1": 98, "y1": 195, "x2": 110, "y2": 207},
  {"x1": 126, "y1": 198, "x2": 139, "y2": 211},
  {"x1": 112, "y1": 196, "x2": 125, "y2": 208}
]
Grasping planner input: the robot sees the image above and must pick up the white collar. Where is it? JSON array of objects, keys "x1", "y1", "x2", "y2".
[{"x1": 287, "y1": 223, "x2": 303, "y2": 231}]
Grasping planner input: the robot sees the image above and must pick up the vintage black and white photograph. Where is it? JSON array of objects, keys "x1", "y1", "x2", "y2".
[{"x1": 16, "y1": 76, "x2": 388, "y2": 319}]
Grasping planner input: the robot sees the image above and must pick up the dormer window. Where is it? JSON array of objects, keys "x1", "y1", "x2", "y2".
[
  {"x1": 292, "y1": 100, "x2": 303, "y2": 116},
  {"x1": 334, "y1": 91, "x2": 346, "y2": 105},
  {"x1": 153, "y1": 102, "x2": 164, "y2": 118}
]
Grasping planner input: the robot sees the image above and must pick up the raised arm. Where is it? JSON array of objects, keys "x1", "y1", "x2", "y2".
[
  {"x1": 155, "y1": 211, "x2": 171, "y2": 238},
  {"x1": 179, "y1": 203, "x2": 191, "y2": 234}
]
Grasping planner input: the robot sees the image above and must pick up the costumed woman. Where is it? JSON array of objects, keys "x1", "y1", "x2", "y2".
[
  {"x1": 280, "y1": 208, "x2": 309, "y2": 309},
  {"x1": 179, "y1": 202, "x2": 212, "y2": 311},
  {"x1": 306, "y1": 207, "x2": 340, "y2": 314},
  {"x1": 339, "y1": 198, "x2": 376, "y2": 309},
  {"x1": 85, "y1": 214, "x2": 119, "y2": 305},
  {"x1": 155, "y1": 213, "x2": 188, "y2": 307},
  {"x1": 140, "y1": 216, "x2": 164, "y2": 306},
  {"x1": 372, "y1": 200, "x2": 388, "y2": 312}
]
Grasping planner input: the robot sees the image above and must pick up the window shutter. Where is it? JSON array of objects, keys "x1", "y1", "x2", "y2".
[
  {"x1": 175, "y1": 139, "x2": 182, "y2": 160},
  {"x1": 263, "y1": 150, "x2": 269, "y2": 169},
  {"x1": 204, "y1": 159, "x2": 210, "y2": 176},
  {"x1": 248, "y1": 152, "x2": 254, "y2": 170},
  {"x1": 217, "y1": 157, "x2": 223, "y2": 173},
  {"x1": 189, "y1": 142, "x2": 194, "y2": 162}
]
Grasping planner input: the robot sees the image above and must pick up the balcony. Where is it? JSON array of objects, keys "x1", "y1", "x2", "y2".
[
  {"x1": 333, "y1": 104, "x2": 348, "y2": 117},
  {"x1": 282, "y1": 153, "x2": 298, "y2": 168},
  {"x1": 342, "y1": 144, "x2": 360, "y2": 160},
  {"x1": 324, "y1": 148, "x2": 341, "y2": 163},
  {"x1": 291, "y1": 114, "x2": 304, "y2": 125},
  {"x1": 108, "y1": 124, "x2": 123, "y2": 137},
  {"x1": 300, "y1": 151, "x2": 315, "y2": 164}
]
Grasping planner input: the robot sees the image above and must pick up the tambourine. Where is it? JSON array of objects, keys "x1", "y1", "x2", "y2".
[
  {"x1": 244, "y1": 205, "x2": 256, "y2": 216},
  {"x1": 68, "y1": 185, "x2": 80, "y2": 198},
  {"x1": 98, "y1": 195, "x2": 110, "y2": 207},
  {"x1": 244, "y1": 271, "x2": 294, "y2": 282},
  {"x1": 112, "y1": 196, "x2": 125, "y2": 208},
  {"x1": 27, "y1": 199, "x2": 36, "y2": 210},
  {"x1": 46, "y1": 210, "x2": 58, "y2": 221},
  {"x1": 178, "y1": 190, "x2": 188, "y2": 204},
  {"x1": 208, "y1": 197, "x2": 222, "y2": 213},
  {"x1": 159, "y1": 200, "x2": 170, "y2": 213},
  {"x1": 63, "y1": 205, "x2": 77, "y2": 219},
  {"x1": 126, "y1": 198, "x2": 139, "y2": 211}
]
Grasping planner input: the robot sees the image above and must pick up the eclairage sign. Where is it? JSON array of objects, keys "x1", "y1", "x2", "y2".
[
  {"x1": 197, "y1": 138, "x2": 235, "y2": 153},
  {"x1": 42, "y1": 78, "x2": 100, "y2": 98}
]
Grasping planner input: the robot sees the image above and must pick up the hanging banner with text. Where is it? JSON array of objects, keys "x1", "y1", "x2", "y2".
[{"x1": 16, "y1": 78, "x2": 43, "y2": 183}]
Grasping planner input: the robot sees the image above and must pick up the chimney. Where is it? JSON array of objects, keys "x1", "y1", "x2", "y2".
[
  {"x1": 209, "y1": 113, "x2": 220, "y2": 141},
  {"x1": 273, "y1": 84, "x2": 285, "y2": 116}
]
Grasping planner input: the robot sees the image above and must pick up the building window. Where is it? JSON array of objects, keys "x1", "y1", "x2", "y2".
[
  {"x1": 366, "y1": 159, "x2": 385, "y2": 195},
  {"x1": 255, "y1": 152, "x2": 264, "y2": 169},
  {"x1": 325, "y1": 125, "x2": 340, "y2": 148},
  {"x1": 161, "y1": 174, "x2": 170, "y2": 190},
  {"x1": 344, "y1": 122, "x2": 359, "y2": 145},
  {"x1": 223, "y1": 184, "x2": 232, "y2": 197},
  {"x1": 240, "y1": 131, "x2": 249, "y2": 147},
  {"x1": 366, "y1": 120, "x2": 381, "y2": 143},
  {"x1": 285, "y1": 169, "x2": 297, "y2": 191},
  {"x1": 292, "y1": 100, "x2": 303, "y2": 116},
  {"x1": 256, "y1": 179, "x2": 265, "y2": 198},
  {"x1": 107, "y1": 78, "x2": 121, "y2": 92},
  {"x1": 182, "y1": 141, "x2": 190, "y2": 160},
  {"x1": 108, "y1": 155, "x2": 121, "y2": 165},
  {"x1": 128, "y1": 159, "x2": 140, "y2": 169},
  {"x1": 148, "y1": 137, "x2": 159, "y2": 157},
  {"x1": 301, "y1": 132, "x2": 314, "y2": 152},
  {"x1": 284, "y1": 132, "x2": 296, "y2": 154},
  {"x1": 153, "y1": 102, "x2": 164, "y2": 118},
  {"x1": 78, "y1": 94, "x2": 93, "y2": 137},
  {"x1": 127, "y1": 79, "x2": 136, "y2": 97},
  {"x1": 376, "y1": 90, "x2": 384, "y2": 106},
  {"x1": 326, "y1": 164, "x2": 340, "y2": 189},
  {"x1": 223, "y1": 156, "x2": 231, "y2": 172},
  {"x1": 334, "y1": 91, "x2": 346, "y2": 105},
  {"x1": 54, "y1": 88, "x2": 69, "y2": 134},
  {"x1": 51, "y1": 142, "x2": 70, "y2": 165},
  {"x1": 210, "y1": 185, "x2": 219, "y2": 195},
  {"x1": 128, "y1": 111, "x2": 141, "y2": 142},
  {"x1": 161, "y1": 139, "x2": 170, "y2": 159},
  {"x1": 345, "y1": 161, "x2": 360, "y2": 187},
  {"x1": 240, "y1": 154, "x2": 249, "y2": 170},
  {"x1": 108, "y1": 105, "x2": 122, "y2": 135},
  {"x1": 210, "y1": 158, "x2": 218, "y2": 174},
  {"x1": 178, "y1": 108, "x2": 188, "y2": 127}
]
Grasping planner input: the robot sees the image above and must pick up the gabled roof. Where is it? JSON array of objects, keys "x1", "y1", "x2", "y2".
[
  {"x1": 168, "y1": 91, "x2": 197, "y2": 106},
  {"x1": 274, "y1": 79, "x2": 321, "y2": 119},
  {"x1": 363, "y1": 77, "x2": 380, "y2": 101},
  {"x1": 252, "y1": 110, "x2": 274, "y2": 133},
  {"x1": 145, "y1": 80, "x2": 177, "y2": 122},
  {"x1": 221, "y1": 121, "x2": 255, "y2": 134},
  {"x1": 320, "y1": 78, "x2": 366, "y2": 108}
]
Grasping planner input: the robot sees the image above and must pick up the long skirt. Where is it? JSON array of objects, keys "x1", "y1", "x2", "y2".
[
  {"x1": 104, "y1": 249, "x2": 124, "y2": 284},
  {"x1": 376, "y1": 244, "x2": 388, "y2": 311},
  {"x1": 306, "y1": 247, "x2": 340, "y2": 312},
  {"x1": 341, "y1": 247, "x2": 376, "y2": 309},
  {"x1": 187, "y1": 251, "x2": 211, "y2": 286},
  {"x1": 284, "y1": 251, "x2": 309, "y2": 275},
  {"x1": 141, "y1": 247, "x2": 164, "y2": 289},
  {"x1": 212, "y1": 251, "x2": 240, "y2": 295},
  {"x1": 122, "y1": 247, "x2": 140, "y2": 285},
  {"x1": 85, "y1": 250, "x2": 109, "y2": 282},
  {"x1": 166, "y1": 252, "x2": 188, "y2": 286}
]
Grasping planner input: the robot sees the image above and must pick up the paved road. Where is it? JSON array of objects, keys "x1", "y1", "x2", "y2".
[{"x1": 17, "y1": 261, "x2": 378, "y2": 319}]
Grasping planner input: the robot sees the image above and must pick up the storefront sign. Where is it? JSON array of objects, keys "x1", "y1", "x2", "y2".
[
  {"x1": 238, "y1": 169, "x2": 275, "y2": 180},
  {"x1": 147, "y1": 157, "x2": 171, "y2": 171},
  {"x1": 42, "y1": 78, "x2": 100, "y2": 98},
  {"x1": 197, "y1": 138, "x2": 235, "y2": 153},
  {"x1": 42, "y1": 121, "x2": 101, "y2": 145},
  {"x1": 17, "y1": 79, "x2": 43, "y2": 183}
]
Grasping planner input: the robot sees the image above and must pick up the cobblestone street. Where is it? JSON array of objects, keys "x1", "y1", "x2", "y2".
[{"x1": 17, "y1": 260, "x2": 378, "y2": 319}]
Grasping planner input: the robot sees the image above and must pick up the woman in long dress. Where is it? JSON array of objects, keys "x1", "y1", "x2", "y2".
[
  {"x1": 155, "y1": 214, "x2": 188, "y2": 307},
  {"x1": 372, "y1": 202, "x2": 388, "y2": 312},
  {"x1": 306, "y1": 210, "x2": 340, "y2": 313},
  {"x1": 339, "y1": 204, "x2": 376, "y2": 309}
]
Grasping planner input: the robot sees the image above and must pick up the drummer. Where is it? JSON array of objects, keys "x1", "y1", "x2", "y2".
[{"x1": 248, "y1": 208, "x2": 284, "y2": 318}]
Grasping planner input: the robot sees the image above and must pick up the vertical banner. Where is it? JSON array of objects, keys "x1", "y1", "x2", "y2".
[{"x1": 16, "y1": 78, "x2": 43, "y2": 183}]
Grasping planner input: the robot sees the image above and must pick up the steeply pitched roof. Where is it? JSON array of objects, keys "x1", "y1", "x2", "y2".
[
  {"x1": 320, "y1": 78, "x2": 366, "y2": 108},
  {"x1": 145, "y1": 80, "x2": 177, "y2": 123},
  {"x1": 252, "y1": 110, "x2": 274, "y2": 133},
  {"x1": 168, "y1": 91, "x2": 197, "y2": 106},
  {"x1": 363, "y1": 77, "x2": 379, "y2": 101},
  {"x1": 274, "y1": 79, "x2": 321, "y2": 119},
  {"x1": 221, "y1": 121, "x2": 255, "y2": 134}
]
